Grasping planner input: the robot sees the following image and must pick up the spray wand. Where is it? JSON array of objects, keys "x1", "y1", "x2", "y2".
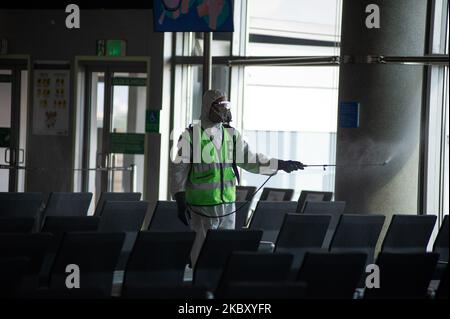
[{"x1": 303, "y1": 159, "x2": 391, "y2": 170}]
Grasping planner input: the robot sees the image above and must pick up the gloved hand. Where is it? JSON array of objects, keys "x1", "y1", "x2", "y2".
[
  {"x1": 277, "y1": 160, "x2": 305, "y2": 173},
  {"x1": 174, "y1": 192, "x2": 189, "y2": 226}
]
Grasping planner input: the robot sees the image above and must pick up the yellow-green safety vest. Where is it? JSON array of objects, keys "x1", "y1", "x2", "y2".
[{"x1": 185, "y1": 125, "x2": 237, "y2": 206}]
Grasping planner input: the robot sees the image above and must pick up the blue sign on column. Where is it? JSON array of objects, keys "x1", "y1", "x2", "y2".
[{"x1": 339, "y1": 101, "x2": 360, "y2": 128}]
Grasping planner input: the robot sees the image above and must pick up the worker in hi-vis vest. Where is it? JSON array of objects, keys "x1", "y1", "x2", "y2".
[{"x1": 169, "y1": 89, "x2": 304, "y2": 266}]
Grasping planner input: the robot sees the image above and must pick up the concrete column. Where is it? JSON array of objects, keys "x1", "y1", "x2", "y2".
[{"x1": 335, "y1": 0, "x2": 428, "y2": 220}]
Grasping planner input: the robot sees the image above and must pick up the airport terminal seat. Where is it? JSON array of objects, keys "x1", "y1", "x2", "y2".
[
  {"x1": 432, "y1": 215, "x2": 449, "y2": 281},
  {"x1": 259, "y1": 187, "x2": 294, "y2": 201},
  {"x1": 121, "y1": 231, "x2": 196, "y2": 297},
  {"x1": 97, "y1": 200, "x2": 149, "y2": 271},
  {"x1": 0, "y1": 257, "x2": 29, "y2": 298},
  {"x1": 42, "y1": 192, "x2": 92, "y2": 218},
  {"x1": 121, "y1": 284, "x2": 209, "y2": 299},
  {"x1": 381, "y1": 214, "x2": 437, "y2": 253},
  {"x1": 0, "y1": 233, "x2": 55, "y2": 292},
  {"x1": 329, "y1": 214, "x2": 385, "y2": 265},
  {"x1": 296, "y1": 190, "x2": 333, "y2": 214},
  {"x1": 435, "y1": 264, "x2": 448, "y2": 299},
  {"x1": 193, "y1": 229, "x2": 262, "y2": 290},
  {"x1": 364, "y1": 252, "x2": 439, "y2": 299},
  {"x1": 274, "y1": 214, "x2": 331, "y2": 277},
  {"x1": 148, "y1": 200, "x2": 191, "y2": 232},
  {"x1": 98, "y1": 201, "x2": 148, "y2": 232},
  {"x1": 433, "y1": 215, "x2": 449, "y2": 262},
  {"x1": 0, "y1": 192, "x2": 43, "y2": 217},
  {"x1": 235, "y1": 186, "x2": 256, "y2": 202},
  {"x1": 300, "y1": 201, "x2": 346, "y2": 249},
  {"x1": 218, "y1": 281, "x2": 307, "y2": 299},
  {"x1": 41, "y1": 216, "x2": 100, "y2": 234},
  {"x1": 296, "y1": 252, "x2": 367, "y2": 299},
  {"x1": 47, "y1": 232, "x2": 125, "y2": 298},
  {"x1": 0, "y1": 216, "x2": 36, "y2": 233},
  {"x1": 39, "y1": 216, "x2": 102, "y2": 286},
  {"x1": 248, "y1": 201, "x2": 298, "y2": 243},
  {"x1": 214, "y1": 252, "x2": 293, "y2": 298},
  {"x1": 93, "y1": 192, "x2": 142, "y2": 216}
]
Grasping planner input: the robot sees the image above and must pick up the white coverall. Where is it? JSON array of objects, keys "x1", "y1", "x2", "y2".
[{"x1": 169, "y1": 90, "x2": 278, "y2": 266}]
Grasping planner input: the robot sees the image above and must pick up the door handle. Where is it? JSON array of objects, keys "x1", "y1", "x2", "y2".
[
  {"x1": 96, "y1": 152, "x2": 110, "y2": 169},
  {"x1": 4, "y1": 148, "x2": 10, "y2": 164},
  {"x1": 96, "y1": 152, "x2": 105, "y2": 168},
  {"x1": 105, "y1": 153, "x2": 110, "y2": 169},
  {"x1": 18, "y1": 148, "x2": 25, "y2": 164}
]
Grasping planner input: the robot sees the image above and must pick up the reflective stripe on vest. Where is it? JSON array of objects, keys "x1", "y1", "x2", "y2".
[{"x1": 185, "y1": 125, "x2": 236, "y2": 206}]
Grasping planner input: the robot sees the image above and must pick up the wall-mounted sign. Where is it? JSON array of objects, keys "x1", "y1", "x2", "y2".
[
  {"x1": 153, "y1": 0, "x2": 234, "y2": 32},
  {"x1": 146, "y1": 110, "x2": 160, "y2": 133},
  {"x1": 97, "y1": 40, "x2": 127, "y2": 56},
  {"x1": 110, "y1": 133, "x2": 145, "y2": 154},
  {"x1": 0, "y1": 127, "x2": 11, "y2": 147},
  {"x1": 32, "y1": 68, "x2": 70, "y2": 136},
  {"x1": 112, "y1": 77, "x2": 147, "y2": 86},
  {"x1": 339, "y1": 101, "x2": 360, "y2": 128}
]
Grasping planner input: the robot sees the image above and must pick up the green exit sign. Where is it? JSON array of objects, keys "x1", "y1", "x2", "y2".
[{"x1": 97, "y1": 40, "x2": 127, "y2": 57}]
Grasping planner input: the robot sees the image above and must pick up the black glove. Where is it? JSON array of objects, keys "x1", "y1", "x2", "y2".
[
  {"x1": 174, "y1": 192, "x2": 189, "y2": 226},
  {"x1": 277, "y1": 160, "x2": 305, "y2": 173}
]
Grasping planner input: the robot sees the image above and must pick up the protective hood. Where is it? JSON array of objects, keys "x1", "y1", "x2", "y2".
[{"x1": 200, "y1": 89, "x2": 226, "y2": 128}]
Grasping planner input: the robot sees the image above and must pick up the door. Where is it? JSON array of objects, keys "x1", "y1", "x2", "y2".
[
  {"x1": 81, "y1": 64, "x2": 147, "y2": 207},
  {"x1": 0, "y1": 63, "x2": 28, "y2": 192}
]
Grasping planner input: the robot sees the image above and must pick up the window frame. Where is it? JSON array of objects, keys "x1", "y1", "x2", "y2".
[{"x1": 421, "y1": 0, "x2": 449, "y2": 224}]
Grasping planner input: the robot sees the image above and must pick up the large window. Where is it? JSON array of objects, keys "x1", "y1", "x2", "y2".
[
  {"x1": 241, "y1": 66, "x2": 338, "y2": 200},
  {"x1": 425, "y1": 0, "x2": 448, "y2": 240},
  {"x1": 170, "y1": 0, "x2": 343, "y2": 200},
  {"x1": 247, "y1": 0, "x2": 341, "y2": 56},
  {"x1": 240, "y1": 0, "x2": 341, "y2": 200}
]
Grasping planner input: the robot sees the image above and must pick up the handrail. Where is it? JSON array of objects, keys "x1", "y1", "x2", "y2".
[
  {"x1": 0, "y1": 164, "x2": 135, "y2": 171},
  {"x1": 1, "y1": 164, "x2": 137, "y2": 192}
]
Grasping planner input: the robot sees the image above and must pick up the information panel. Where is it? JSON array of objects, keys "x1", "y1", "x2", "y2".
[{"x1": 32, "y1": 69, "x2": 70, "y2": 135}]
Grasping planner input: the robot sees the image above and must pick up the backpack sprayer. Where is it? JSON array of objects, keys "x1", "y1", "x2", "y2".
[{"x1": 187, "y1": 159, "x2": 391, "y2": 219}]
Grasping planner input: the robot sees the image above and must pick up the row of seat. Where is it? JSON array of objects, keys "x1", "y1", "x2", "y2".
[
  {"x1": 1, "y1": 192, "x2": 448, "y2": 299},
  {"x1": 1, "y1": 197, "x2": 448, "y2": 268},
  {"x1": 236, "y1": 187, "x2": 333, "y2": 204},
  {"x1": 0, "y1": 191, "x2": 142, "y2": 217},
  {"x1": 1, "y1": 229, "x2": 447, "y2": 299},
  {"x1": 0, "y1": 190, "x2": 333, "y2": 222},
  {"x1": 2, "y1": 209, "x2": 449, "y2": 267},
  {"x1": 0, "y1": 191, "x2": 337, "y2": 233},
  {"x1": 2, "y1": 201, "x2": 447, "y2": 265}
]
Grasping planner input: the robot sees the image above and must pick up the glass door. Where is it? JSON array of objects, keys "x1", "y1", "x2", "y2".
[
  {"x1": 109, "y1": 72, "x2": 147, "y2": 194},
  {"x1": 0, "y1": 66, "x2": 28, "y2": 192},
  {"x1": 82, "y1": 66, "x2": 147, "y2": 208},
  {"x1": 0, "y1": 70, "x2": 13, "y2": 192}
]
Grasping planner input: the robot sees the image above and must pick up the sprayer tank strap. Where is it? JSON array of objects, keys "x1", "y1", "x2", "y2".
[{"x1": 187, "y1": 172, "x2": 275, "y2": 219}]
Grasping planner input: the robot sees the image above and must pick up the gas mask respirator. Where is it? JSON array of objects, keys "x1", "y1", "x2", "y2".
[{"x1": 208, "y1": 100, "x2": 232, "y2": 124}]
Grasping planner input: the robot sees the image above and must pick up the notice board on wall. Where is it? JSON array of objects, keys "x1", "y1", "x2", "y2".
[{"x1": 32, "y1": 64, "x2": 70, "y2": 136}]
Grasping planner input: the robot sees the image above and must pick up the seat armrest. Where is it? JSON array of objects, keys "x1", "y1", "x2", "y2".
[{"x1": 258, "y1": 241, "x2": 275, "y2": 252}]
